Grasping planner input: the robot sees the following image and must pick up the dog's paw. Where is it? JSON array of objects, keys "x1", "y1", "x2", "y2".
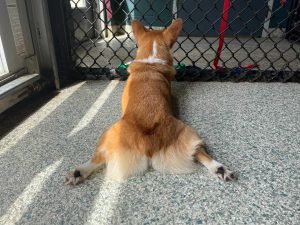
[
  {"x1": 65, "y1": 170, "x2": 85, "y2": 185},
  {"x1": 215, "y1": 166, "x2": 236, "y2": 181},
  {"x1": 205, "y1": 160, "x2": 236, "y2": 181}
]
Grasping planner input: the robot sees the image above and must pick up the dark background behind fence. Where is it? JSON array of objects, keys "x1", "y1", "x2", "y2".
[{"x1": 49, "y1": 0, "x2": 300, "y2": 82}]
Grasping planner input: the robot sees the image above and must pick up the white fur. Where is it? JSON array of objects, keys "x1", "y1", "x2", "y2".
[
  {"x1": 151, "y1": 140, "x2": 201, "y2": 174},
  {"x1": 105, "y1": 150, "x2": 148, "y2": 181},
  {"x1": 76, "y1": 160, "x2": 104, "y2": 178},
  {"x1": 202, "y1": 160, "x2": 235, "y2": 180},
  {"x1": 135, "y1": 41, "x2": 167, "y2": 65},
  {"x1": 202, "y1": 160, "x2": 223, "y2": 174}
]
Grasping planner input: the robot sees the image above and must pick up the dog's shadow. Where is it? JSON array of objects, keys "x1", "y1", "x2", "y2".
[
  {"x1": 171, "y1": 94, "x2": 180, "y2": 118},
  {"x1": 171, "y1": 82, "x2": 215, "y2": 156},
  {"x1": 171, "y1": 82, "x2": 188, "y2": 118}
]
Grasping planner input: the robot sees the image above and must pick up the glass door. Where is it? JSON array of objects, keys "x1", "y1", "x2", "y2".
[{"x1": 0, "y1": 0, "x2": 35, "y2": 82}]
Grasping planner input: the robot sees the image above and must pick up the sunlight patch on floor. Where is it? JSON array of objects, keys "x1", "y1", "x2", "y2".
[
  {"x1": 68, "y1": 80, "x2": 119, "y2": 137},
  {"x1": 0, "y1": 82, "x2": 85, "y2": 157},
  {"x1": 85, "y1": 179, "x2": 122, "y2": 225},
  {"x1": 0, "y1": 159, "x2": 63, "y2": 225}
]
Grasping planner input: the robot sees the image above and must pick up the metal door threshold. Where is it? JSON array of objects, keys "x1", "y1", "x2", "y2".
[{"x1": 0, "y1": 74, "x2": 40, "y2": 113}]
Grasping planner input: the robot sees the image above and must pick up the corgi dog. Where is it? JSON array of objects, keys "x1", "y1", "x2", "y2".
[{"x1": 66, "y1": 19, "x2": 235, "y2": 185}]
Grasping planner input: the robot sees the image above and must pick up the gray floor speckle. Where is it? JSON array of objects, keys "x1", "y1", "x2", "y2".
[{"x1": 0, "y1": 81, "x2": 299, "y2": 225}]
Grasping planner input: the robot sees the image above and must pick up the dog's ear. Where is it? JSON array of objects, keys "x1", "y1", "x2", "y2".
[
  {"x1": 163, "y1": 19, "x2": 183, "y2": 47},
  {"x1": 132, "y1": 20, "x2": 146, "y2": 45}
]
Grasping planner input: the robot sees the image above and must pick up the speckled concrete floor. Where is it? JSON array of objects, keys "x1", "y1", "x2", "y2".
[{"x1": 0, "y1": 81, "x2": 299, "y2": 225}]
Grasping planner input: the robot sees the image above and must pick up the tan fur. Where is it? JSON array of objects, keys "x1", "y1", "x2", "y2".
[{"x1": 65, "y1": 19, "x2": 235, "y2": 184}]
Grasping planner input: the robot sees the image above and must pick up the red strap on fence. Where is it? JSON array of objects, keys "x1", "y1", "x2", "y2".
[
  {"x1": 213, "y1": 0, "x2": 258, "y2": 70},
  {"x1": 280, "y1": 0, "x2": 287, "y2": 5},
  {"x1": 213, "y1": 0, "x2": 230, "y2": 69},
  {"x1": 106, "y1": 0, "x2": 112, "y2": 19}
]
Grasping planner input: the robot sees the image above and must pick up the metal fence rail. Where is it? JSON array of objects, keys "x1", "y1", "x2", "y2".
[{"x1": 64, "y1": 0, "x2": 300, "y2": 82}]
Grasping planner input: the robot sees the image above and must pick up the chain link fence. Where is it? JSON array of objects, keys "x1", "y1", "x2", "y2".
[{"x1": 64, "y1": 0, "x2": 300, "y2": 82}]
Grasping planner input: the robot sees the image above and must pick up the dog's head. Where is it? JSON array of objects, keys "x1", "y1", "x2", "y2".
[{"x1": 132, "y1": 19, "x2": 183, "y2": 66}]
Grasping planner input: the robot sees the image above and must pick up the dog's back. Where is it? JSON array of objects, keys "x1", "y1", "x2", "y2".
[
  {"x1": 121, "y1": 62, "x2": 180, "y2": 156},
  {"x1": 116, "y1": 23, "x2": 185, "y2": 155},
  {"x1": 66, "y1": 19, "x2": 235, "y2": 184}
]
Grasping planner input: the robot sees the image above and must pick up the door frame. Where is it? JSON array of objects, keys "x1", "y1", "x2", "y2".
[
  {"x1": 0, "y1": 0, "x2": 60, "y2": 113},
  {"x1": 0, "y1": 0, "x2": 34, "y2": 80}
]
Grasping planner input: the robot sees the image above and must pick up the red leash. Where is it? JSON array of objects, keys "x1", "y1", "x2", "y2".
[
  {"x1": 213, "y1": 0, "x2": 258, "y2": 70},
  {"x1": 213, "y1": 0, "x2": 230, "y2": 69}
]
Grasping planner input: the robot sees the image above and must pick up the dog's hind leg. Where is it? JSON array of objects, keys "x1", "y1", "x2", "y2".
[
  {"x1": 66, "y1": 120, "x2": 149, "y2": 184},
  {"x1": 177, "y1": 123, "x2": 236, "y2": 181},
  {"x1": 194, "y1": 143, "x2": 236, "y2": 181},
  {"x1": 152, "y1": 120, "x2": 235, "y2": 181},
  {"x1": 65, "y1": 149, "x2": 106, "y2": 185},
  {"x1": 65, "y1": 127, "x2": 111, "y2": 185},
  {"x1": 104, "y1": 120, "x2": 148, "y2": 182}
]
